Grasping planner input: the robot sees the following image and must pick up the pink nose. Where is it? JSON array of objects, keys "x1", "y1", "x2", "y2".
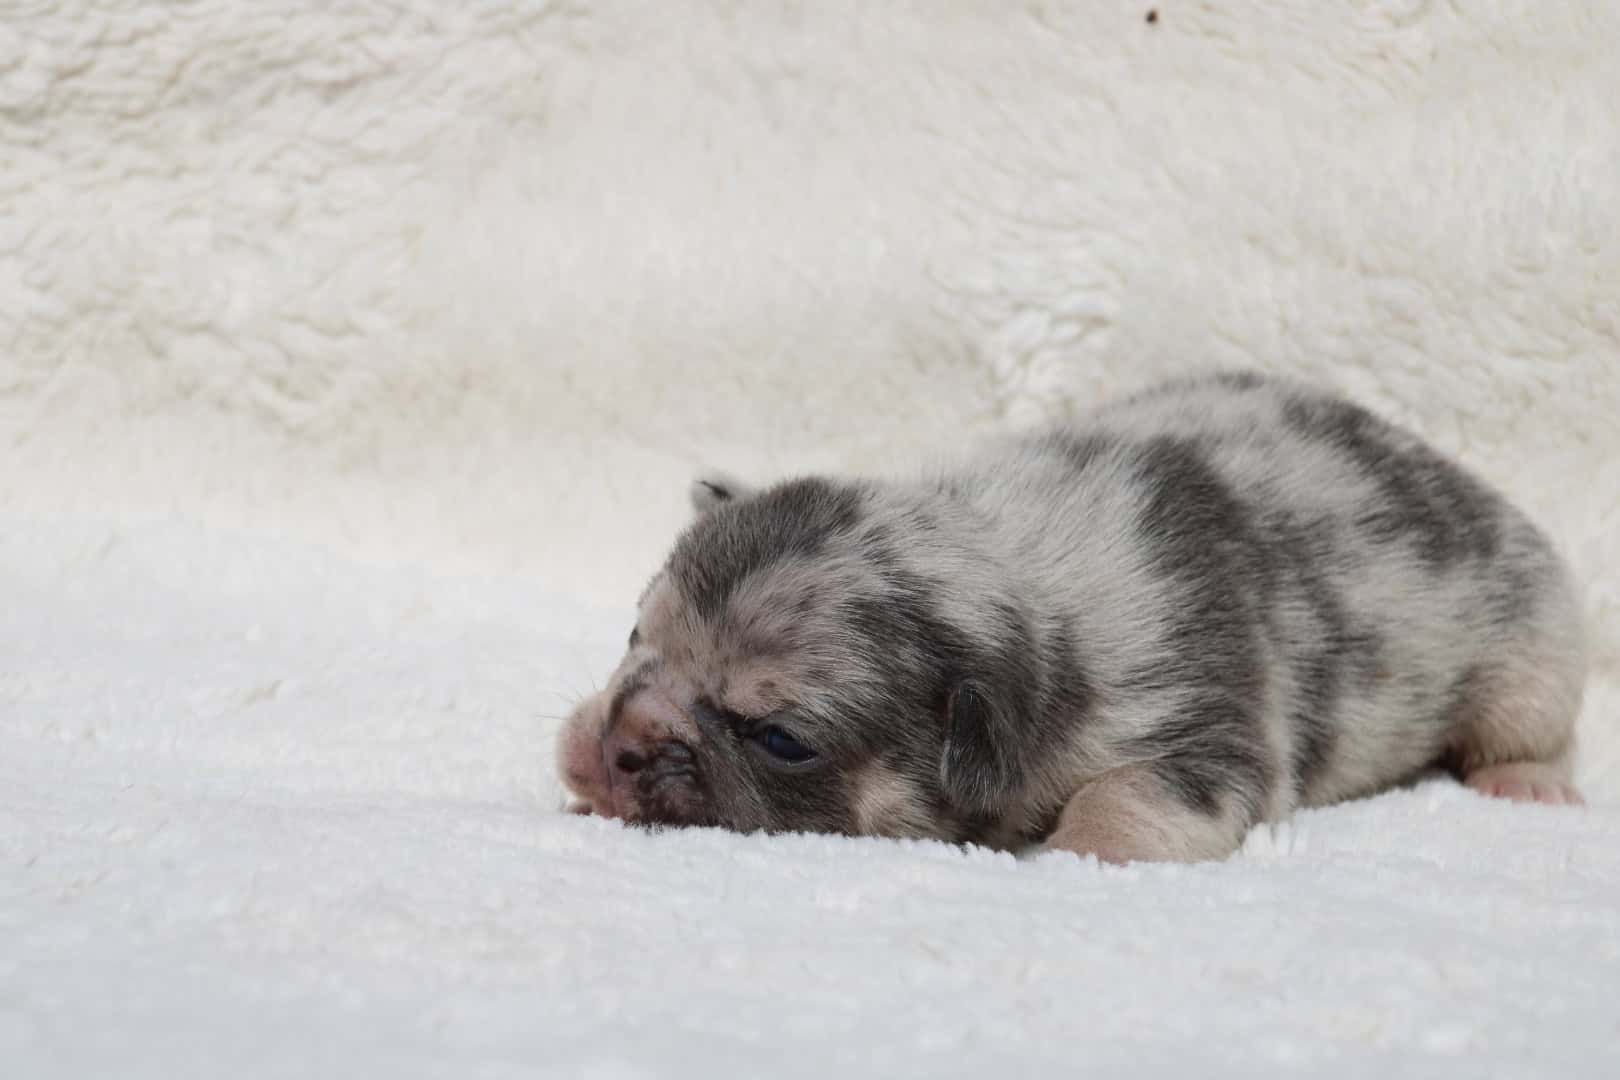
[
  {"x1": 601, "y1": 691, "x2": 674, "y2": 784},
  {"x1": 597, "y1": 693, "x2": 707, "y2": 825},
  {"x1": 603, "y1": 723, "x2": 652, "y2": 777}
]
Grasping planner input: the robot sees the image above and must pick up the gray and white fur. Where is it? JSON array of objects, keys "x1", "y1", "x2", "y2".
[{"x1": 558, "y1": 373, "x2": 1586, "y2": 862}]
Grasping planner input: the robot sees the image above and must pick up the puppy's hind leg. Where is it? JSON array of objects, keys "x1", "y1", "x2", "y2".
[
  {"x1": 1448, "y1": 599, "x2": 1586, "y2": 808},
  {"x1": 1451, "y1": 655, "x2": 1586, "y2": 807},
  {"x1": 1465, "y1": 761, "x2": 1583, "y2": 806},
  {"x1": 1042, "y1": 764, "x2": 1249, "y2": 864}
]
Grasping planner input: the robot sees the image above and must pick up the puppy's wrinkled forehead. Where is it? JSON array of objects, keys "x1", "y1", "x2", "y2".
[
  {"x1": 638, "y1": 478, "x2": 881, "y2": 685},
  {"x1": 668, "y1": 478, "x2": 865, "y2": 620}
]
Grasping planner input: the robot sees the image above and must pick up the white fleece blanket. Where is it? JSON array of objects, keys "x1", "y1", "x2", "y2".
[{"x1": 3, "y1": 2, "x2": 1618, "y2": 1075}]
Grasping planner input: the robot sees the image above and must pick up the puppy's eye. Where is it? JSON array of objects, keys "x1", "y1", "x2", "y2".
[
  {"x1": 627, "y1": 627, "x2": 641, "y2": 649},
  {"x1": 754, "y1": 725, "x2": 817, "y2": 764}
]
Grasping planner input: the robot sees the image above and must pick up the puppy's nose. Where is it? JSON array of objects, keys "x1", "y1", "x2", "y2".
[
  {"x1": 603, "y1": 723, "x2": 653, "y2": 777},
  {"x1": 602, "y1": 691, "x2": 695, "y2": 786},
  {"x1": 612, "y1": 743, "x2": 648, "y2": 774}
]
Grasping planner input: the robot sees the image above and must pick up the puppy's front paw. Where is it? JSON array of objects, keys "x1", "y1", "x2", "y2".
[{"x1": 1044, "y1": 764, "x2": 1245, "y2": 864}]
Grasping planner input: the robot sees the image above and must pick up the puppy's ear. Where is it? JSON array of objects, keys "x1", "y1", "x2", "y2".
[
  {"x1": 688, "y1": 470, "x2": 753, "y2": 517},
  {"x1": 939, "y1": 678, "x2": 1025, "y2": 818}
]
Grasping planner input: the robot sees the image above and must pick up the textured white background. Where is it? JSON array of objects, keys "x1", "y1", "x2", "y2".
[{"x1": 2, "y1": 1, "x2": 1618, "y2": 1075}]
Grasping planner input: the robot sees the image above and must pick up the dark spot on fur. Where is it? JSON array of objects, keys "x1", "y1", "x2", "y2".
[
  {"x1": 1256, "y1": 509, "x2": 1383, "y2": 797},
  {"x1": 1125, "y1": 436, "x2": 1272, "y2": 821},
  {"x1": 1035, "y1": 613, "x2": 1094, "y2": 742},
  {"x1": 668, "y1": 478, "x2": 864, "y2": 620},
  {"x1": 1286, "y1": 651, "x2": 1339, "y2": 792},
  {"x1": 804, "y1": 537, "x2": 1085, "y2": 828},
  {"x1": 1282, "y1": 396, "x2": 1502, "y2": 567},
  {"x1": 1487, "y1": 546, "x2": 1546, "y2": 626},
  {"x1": 841, "y1": 568, "x2": 980, "y2": 705},
  {"x1": 855, "y1": 523, "x2": 906, "y2": 577},
  {"x1": 1149, "y1": 701, "x2": 1269, "y2": 816}
]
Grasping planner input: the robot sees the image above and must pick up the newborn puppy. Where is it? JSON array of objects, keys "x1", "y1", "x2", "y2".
[{"x1": 558, "y1": 373, "x2": 1586, "y2": 862}]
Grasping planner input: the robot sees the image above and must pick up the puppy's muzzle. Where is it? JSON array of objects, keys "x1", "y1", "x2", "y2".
[{"x1": 601, "y1": 691, "x2": 712, "y2": 827}]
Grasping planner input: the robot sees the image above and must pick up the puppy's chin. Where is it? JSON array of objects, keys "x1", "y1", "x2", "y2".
[
  {"x1": 569, "y1": 783, "x2": 718, "y2": 830},
  {"x1": 622, "y1": 776, "x2": 719, "y2": 830}
]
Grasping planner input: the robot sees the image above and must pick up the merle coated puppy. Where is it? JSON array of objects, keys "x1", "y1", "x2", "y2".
[{"x1": 558, "y1": 373, "x2": 1585, "y2": 861}]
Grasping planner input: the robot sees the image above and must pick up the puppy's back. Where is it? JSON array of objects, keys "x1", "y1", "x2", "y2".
[{"x1": 946, "y1": 373, "x2": 1582, "y2": 820}]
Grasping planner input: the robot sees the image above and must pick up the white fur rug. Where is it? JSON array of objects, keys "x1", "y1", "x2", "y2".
[{"x1": 3, "y1": 1, "x2": 1618, "y2": 1075}]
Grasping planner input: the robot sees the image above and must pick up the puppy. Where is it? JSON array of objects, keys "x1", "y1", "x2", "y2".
[{"x1": 558, "y1": 373, "x2": 1586, "y2": 862}]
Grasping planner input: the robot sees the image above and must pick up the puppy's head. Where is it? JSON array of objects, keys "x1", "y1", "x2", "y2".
[{"x1": 557, "y1": 472, "x2": 1041, "y2": 842}]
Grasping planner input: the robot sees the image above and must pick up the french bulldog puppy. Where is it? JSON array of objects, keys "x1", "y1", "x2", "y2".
[{"x1": 557, "y1": 372, "x2": 1585, "y2": 862}]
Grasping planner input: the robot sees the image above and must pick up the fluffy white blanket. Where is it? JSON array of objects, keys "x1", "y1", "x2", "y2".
[{"x1": 3, "y1": 2, "x2": 1617, "y2": 1075}]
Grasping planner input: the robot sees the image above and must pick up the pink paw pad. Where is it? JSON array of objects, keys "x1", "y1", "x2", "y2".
[{"x1": 1464, "y1": 762, "x2": 1585, "y2": 807}]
